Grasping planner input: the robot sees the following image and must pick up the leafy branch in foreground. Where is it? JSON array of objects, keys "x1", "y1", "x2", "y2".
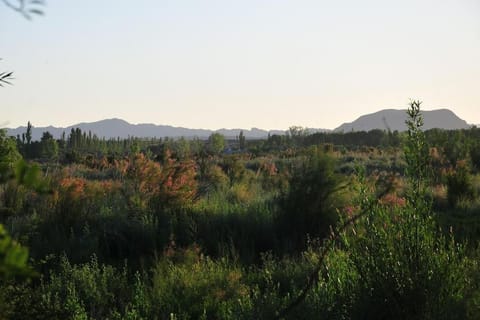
[
  {"x1": 0, "y1": 224, "x2": 34, "y2": 280},
  {"x1": 0, "y1": 71, "x2": 14, "y2": 87},
  {"x1": 1, "y1": 1, "x2": 45, "y2": 87},
  {"x1": 1, "y1": 0, "x2": 45, "y2": 20},
  {"x1": 0, "y1": 59, "x2": 14, "y2": 87}
]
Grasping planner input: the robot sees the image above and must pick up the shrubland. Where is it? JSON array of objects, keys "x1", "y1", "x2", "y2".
[{"x1": 0, "y1": 102, "x2": 479, "y2": 319}]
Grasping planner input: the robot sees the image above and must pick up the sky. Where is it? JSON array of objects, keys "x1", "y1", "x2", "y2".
[{"x1": 1, "y1": 0, "x2": 480, "y2": 130}]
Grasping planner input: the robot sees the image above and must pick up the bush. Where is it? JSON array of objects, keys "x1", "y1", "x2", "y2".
[
  {"x1": 277, "y1": 146, "x2": 346, "y2": 249},
  {"x1": 447, "y1": 161, "x2": 476, "y2": 208},
  {"x1": 151, "y1": 247, "x2": 251, "y2": 319},
  {"x1": 4, "y1": 255, "x2": 150, "y2": 320},
  {"x1": 345, "y1": 204, "x2": 474, "y2": 319}
]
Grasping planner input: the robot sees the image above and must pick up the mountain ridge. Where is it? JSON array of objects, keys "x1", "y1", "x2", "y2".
[
  {"x1": 4, "y1": 119, "x2": 293, "y2": 141},
  {"x1": 334, "y1": 108, "x2": 470, "y2": 132},
  {"x1": 4, "y1": 108, "x2": 472, "y2": 141}
]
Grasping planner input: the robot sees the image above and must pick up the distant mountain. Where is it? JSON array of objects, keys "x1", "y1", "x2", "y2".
[
  {"x1": 5, "y1": 108, "x2": 470, "y2": 141},
  {"x1": 334, "y1": 109, "x2": 470, "y2": 132},
  {"x1": 5, "y1": 119, "x2": 290, "y2": 141}
]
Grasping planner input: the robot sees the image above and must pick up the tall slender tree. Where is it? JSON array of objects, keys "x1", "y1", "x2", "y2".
[
  {"x1": 25, "y1": 121, "x2": 32, "y2": 145},
  {"x1": 238, "y1": 130, "x2": 246, "y2": 150}
]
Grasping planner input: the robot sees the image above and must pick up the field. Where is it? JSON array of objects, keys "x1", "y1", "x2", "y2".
[{"x1": 1, "y1": 105, "x2": 480, "y2": 319}]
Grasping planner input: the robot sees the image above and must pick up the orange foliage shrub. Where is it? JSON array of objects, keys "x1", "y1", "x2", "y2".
[
  {"x1": 59, "y1": 177, "x2": 87, "y2": 201},
  {"x1": 117, "y1": 153, "x2": 197, "y2": 211}
]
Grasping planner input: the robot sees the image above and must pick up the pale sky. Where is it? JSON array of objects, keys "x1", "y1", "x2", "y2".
[{"x1": 1, "y1": 0, "x2": 479, "y2": 130}]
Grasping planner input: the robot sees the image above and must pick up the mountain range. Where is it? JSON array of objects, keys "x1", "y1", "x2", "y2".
[
  {"x1": 5, "y1": 119, "x2": 289, "y2": 141},
  {"x1": 5, "y1": 109, "x2": 472, "y2": 141}
]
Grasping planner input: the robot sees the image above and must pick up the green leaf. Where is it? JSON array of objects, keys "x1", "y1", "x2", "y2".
[{"x1": 0, "y1": 224, "x2": 35, "y2": 280}]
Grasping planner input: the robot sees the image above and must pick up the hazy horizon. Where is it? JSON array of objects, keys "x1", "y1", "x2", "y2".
[
  {"x1": 2, "y1": 0, "x2": 480, "y2": 129},
  {"x1": 0, "y1": 108, "x2": 477, "y2": 131},
  {"x1": 1, "y1": 107, "x2": 474, "y2": 131}
]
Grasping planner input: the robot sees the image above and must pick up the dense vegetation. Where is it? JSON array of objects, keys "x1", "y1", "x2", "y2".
[{"x1": 1, "y1": 102, "x2": 480, "y2": 319}]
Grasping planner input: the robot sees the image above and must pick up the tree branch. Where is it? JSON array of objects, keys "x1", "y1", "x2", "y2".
[
  {"x1": 0, "y1": 59, "x2": 14, "y2": 87},
  {"x1": 2, "y1": 0, "x2": 45, "y2": 20},
  {"x1": 0, "y1": 71, "x2": 14, "y2": 86}
]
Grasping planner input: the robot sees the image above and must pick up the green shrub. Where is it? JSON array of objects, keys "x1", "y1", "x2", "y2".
[
  {"x1": 6, "y1": 255, "x2": 150, "y2": 320},
  {"x1": 345, "y1": 204, "x2": 474, "y2": 319},
  {"x1": 151, "y1": 247, "x2": 251, "y2": 319},
  {"x1": 277, "y1": 146, "x2": 346, "y2": 249},
  {"x1": 447, "y1": 161, "x2": 476, "y2": 208}
]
